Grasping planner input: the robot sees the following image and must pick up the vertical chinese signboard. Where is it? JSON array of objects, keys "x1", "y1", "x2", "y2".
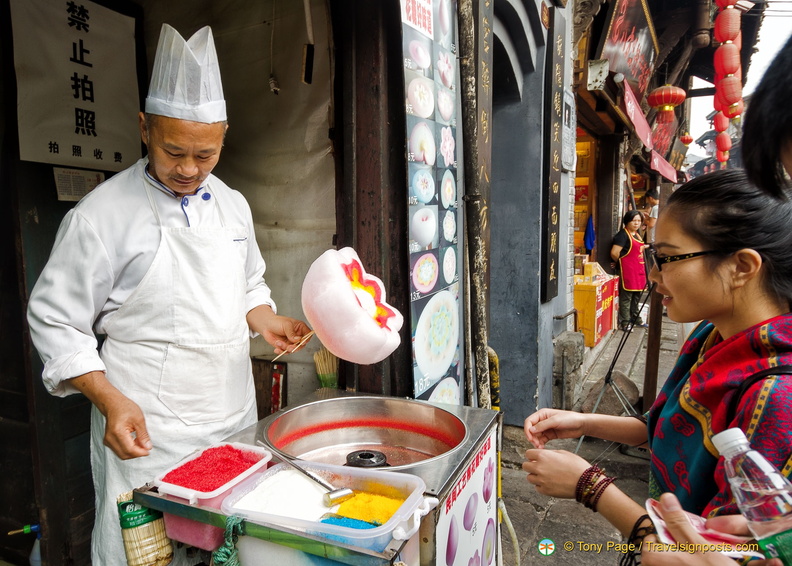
[
  {"x1": 400, "y1": 0, "x2": 465, "y2": 404},
  {"x1": 541, "y1": 8, "x2": 565, "y2": 302},
  {"x1": 10, "y1": 0, "x2": 140, "y2": 172}
]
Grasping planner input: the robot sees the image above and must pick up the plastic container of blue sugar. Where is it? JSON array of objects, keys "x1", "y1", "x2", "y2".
[
  {"x1": 320, "y1": 514, "x2": 377, "y2": 529},
  {"x1": 221, "y1": 461, "x2": 437, "y2": 552}
]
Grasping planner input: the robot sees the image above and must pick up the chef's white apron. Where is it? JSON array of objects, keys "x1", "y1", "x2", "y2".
[{"x1": 90, "y1": 181, "x2": 256, "y2": 565}]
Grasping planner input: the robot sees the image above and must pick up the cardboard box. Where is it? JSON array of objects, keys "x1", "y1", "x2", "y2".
[
  {"x1": 574, "y1": 276, "x2": 618, "y2": 347},
  {"x1": 574, "y1": 254, "x2": 589, "y2": 275}
]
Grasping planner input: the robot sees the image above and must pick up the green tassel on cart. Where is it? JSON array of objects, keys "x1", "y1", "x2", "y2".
[{"x1": 211, "y1": 515, "x2": 244, "y2": 566}]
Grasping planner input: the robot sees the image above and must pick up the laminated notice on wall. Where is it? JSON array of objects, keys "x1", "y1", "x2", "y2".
[{"x1": 53, "y1": 167, "x2": 105, "y2": 202}]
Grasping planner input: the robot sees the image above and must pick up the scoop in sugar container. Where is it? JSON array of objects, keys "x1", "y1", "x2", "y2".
[
  {"x1": 221, "y1": 460, "x2": 438, "y2": 553},
  {"x1": 263, "y1": 442, "x2": 354, "y2": 506}
]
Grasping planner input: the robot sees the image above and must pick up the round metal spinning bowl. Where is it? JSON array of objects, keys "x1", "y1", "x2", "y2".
[{"x1": 258, "y1": 396, "x2": 468, "y2": 469}]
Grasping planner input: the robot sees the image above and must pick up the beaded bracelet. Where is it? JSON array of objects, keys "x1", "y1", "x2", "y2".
[
  {"x1": 581, "y1": 474, "x2": 603, "y2": 503},
  {"x1": 575, "y1": 465, "x2": 617, "y2": 512},
  {"x1": 575, "y1": 465, "x2": 603, "y2": 503},
  {"x1": 618, "y1": 514, "x2": 655, "y2": 566},
  {"x1": 586, "y1": 476, "x2": 617, "y2": 512}
]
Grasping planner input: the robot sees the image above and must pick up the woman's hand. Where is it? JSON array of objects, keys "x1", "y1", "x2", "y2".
[
  {"x1": 522, "y1": 449, "x2": 591, "y2": 499},
  {"x1": 642, "y1": 493, "x2": 781, "y2": 566},
  {"x1": 524, "y1": 409, "x2": 588, "y2": 448}
]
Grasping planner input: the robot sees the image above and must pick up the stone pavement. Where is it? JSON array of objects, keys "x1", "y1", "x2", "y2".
[{"x1": 497, "y1": 314, "x2": 683, "y2": 565}]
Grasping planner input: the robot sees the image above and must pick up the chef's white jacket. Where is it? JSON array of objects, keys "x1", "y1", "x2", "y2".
[{"x1": 27, "y1": 158, "x2": 276, "y2": 395}]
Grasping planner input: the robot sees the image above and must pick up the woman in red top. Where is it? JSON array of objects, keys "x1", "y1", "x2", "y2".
[{"x1": 611, "y1": 210, "x2": 647, "y2": 330}]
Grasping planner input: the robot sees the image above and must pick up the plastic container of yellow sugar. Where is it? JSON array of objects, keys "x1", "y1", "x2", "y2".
[{"x1": 221, "y1": 461, "x2": 437, "y2": 552}]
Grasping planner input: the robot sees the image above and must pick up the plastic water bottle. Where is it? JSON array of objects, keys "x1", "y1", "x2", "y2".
[
  {"x1": 712, "y1": 428, "x2": 792, "y2": 564},
  {"x1": 29, "y1": 537, "x2": 41, "y2": 566}
]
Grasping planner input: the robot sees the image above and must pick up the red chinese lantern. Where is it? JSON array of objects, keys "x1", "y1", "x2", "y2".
[
  {"x1": 714, "y1": 8, "x2": 741, "y2": 43},
  {"x1": 716, "y1": 75, "x2": 742, "y2": 107},
  {"x1": 717, "y1": 150, "x2": 730, "y2": 163},
  {"x1": 733, "y1": 31, "x2": 743, "y2": 51},
  {"x1": 716, "y1": 131, "x2": 732, "y2": 152},
  {"x1": 723, "y1": 99, "x2": 744, "y2": 119},
  {"x1": 713, "y1": 96, "x2": 724, "y2": 112},
  {"x1": 680, "y1": 132, "x2": 694, "y2": 146},
  {"x1": 716, "y1": 0, "x2": 738, "y2": 7},
  {"x1": 715, "y1": 43, "x2": 741, "y2": 76},
  {"x1": 648, "y1": 85, "x2": 686, "y2": 124},
  {"x1": 713, "y1": 111, "x2": 730, "y2": 133}
]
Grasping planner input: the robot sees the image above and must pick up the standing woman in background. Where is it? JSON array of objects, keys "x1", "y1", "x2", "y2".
[{"x1": 611, "y1": 210, "x2": 648, "y2": 330}]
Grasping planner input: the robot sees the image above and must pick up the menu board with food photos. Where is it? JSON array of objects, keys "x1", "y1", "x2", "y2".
[{"x1": 400, "y1": 0, "x2": 465, "y2": 404}]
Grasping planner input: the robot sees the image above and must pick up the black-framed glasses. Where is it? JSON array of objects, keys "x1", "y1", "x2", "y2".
[{"x1": 647, "y1": 248, "x2": 719, "y2": 271}]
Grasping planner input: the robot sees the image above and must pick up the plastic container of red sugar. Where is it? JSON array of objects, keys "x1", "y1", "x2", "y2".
[{"x1": 152, "y1": 442, "x2": 272, "y2": 551}]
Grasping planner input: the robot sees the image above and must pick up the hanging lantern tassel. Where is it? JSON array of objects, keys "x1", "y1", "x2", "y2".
[{"x1": 648, "y1": 85, "x2": 686, "y2": 124}]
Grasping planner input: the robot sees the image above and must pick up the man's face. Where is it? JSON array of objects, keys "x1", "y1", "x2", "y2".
[{"x1": 139, "y1": 113, "x2": 227, "y2": 196}]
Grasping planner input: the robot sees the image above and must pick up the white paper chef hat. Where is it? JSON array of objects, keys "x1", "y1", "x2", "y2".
[{"x1": 145, "y1": 24, "x2": 227, "y2": 123}]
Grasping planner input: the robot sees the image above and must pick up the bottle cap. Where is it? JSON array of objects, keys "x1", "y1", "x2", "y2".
[{"x1": 712, "y1": 428, "x2": 750, "y2": 457}]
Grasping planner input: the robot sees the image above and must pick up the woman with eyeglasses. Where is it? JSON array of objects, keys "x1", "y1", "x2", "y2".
[
  {"x1": 520, "y1": 168, "x2": 792, "y2": 563},
  {"x1": 611, "y1": 209, "x2": 649, "y2": 331}
]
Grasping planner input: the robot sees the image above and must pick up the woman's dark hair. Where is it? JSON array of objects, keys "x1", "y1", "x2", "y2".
[
  {"x1": 666, "y1": 169, "x2": 792, "y2": 306},
  {"x1": 622, "y1": 209, "x2": 642, "y2": 226},
  {"x1": 742, "y1": 35, "x2": 792, "y2": 198}
]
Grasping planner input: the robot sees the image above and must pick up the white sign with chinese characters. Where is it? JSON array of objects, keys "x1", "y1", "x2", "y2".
[
  {"x1": 53, "y1": 167, "x2": 105, "y2": 201},
  {"x1": 10, "y1": 0, "x2": 140, "y2": 172}
]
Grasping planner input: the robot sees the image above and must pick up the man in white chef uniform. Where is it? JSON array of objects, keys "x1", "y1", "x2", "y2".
[{"x1": 27, "y1": 24, "x2": 310, "y2": 564}]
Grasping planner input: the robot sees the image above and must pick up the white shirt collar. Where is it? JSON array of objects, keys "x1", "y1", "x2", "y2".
[{"x1": 142, "y1": 160, "x2": 209, "y2": 200}]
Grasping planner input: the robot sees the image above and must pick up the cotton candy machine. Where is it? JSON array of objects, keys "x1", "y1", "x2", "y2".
[
  {"x1": 257, "y1": 395, "x2": 468, "y2": 469},
  {"x1": 134, "y1": 391, "x2": 500, "y2": 566}
]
